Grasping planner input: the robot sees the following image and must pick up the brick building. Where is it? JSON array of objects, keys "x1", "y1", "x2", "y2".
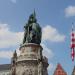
[{"x1": 53, "y1": 63, "x2": 67, "y2": 75}]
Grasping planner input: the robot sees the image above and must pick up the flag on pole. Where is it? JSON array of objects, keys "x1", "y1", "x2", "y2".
[
  {"x1": 70, "y1": 25, "x2": 75, "y2": 61},
  {"x1": 71, "y1": 48, "x2": 74, "y2": 61}
]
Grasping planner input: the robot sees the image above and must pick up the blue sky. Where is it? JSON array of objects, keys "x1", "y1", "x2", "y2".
[{"x1": 0, "y1": 0, "x2": 75, "y2": 75}]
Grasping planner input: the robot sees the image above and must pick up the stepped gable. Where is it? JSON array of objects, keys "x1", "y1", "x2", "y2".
[
  {"x1": 53, "y1": 63, "x2": 67, "y2": 75},
  {"x1": 72, "y1": 66, "x2": 75, "y2": 75}
]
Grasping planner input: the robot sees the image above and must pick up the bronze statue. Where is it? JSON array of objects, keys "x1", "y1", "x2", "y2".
[{"x1": 23, "y1": 11, "x2": 42, "y2": 44}]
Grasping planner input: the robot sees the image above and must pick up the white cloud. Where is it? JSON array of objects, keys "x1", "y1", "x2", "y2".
[
  {"x1": 10, "y1": 0, "x2": 17, "y2": 3},
  {"x1": 48, "y1": 63, "x2": 55, "y2": 75},
  {"x1": 48, "y1": 63, "x2": 55, "y2": 71},
  {"x1": 42, "y1": 25, "x2": 65, "y2": 42},
  {"x1": 0, "y1": 24, "x2": 65, "y2": 60},
  {"x1": 0, "y1": 51, "x2": 13, "y2": 59},
  {"x1": 0, "y1": 23, "x2": 23, "y2": 48},
  {"x1": 0, "y1": 23, "x2": 23, "y2": 58},
  {"x1": 41, "y1": 44, "x2": 54, "y2": 59},
  {"x1": 16, "y1": 48, "x2": 20, "y2": 56},
  {"x1": 65, "y1": 6, "x2": 75, "y2": 17},
  {"x1": 0, "y1": 24, "x2": 65, "y2": 48},
  {"x1": 0, "y1": 48, "x2": 20, "y2": 59}
]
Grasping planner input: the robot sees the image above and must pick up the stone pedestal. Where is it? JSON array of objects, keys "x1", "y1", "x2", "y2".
[{"x1": 15, "y1": 43, "x2": 48, "y2": 75}]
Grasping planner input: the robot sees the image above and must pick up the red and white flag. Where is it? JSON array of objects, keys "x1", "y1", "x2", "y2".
[
  {"x1": 71, "y1": 48, "x2": 74, "y2": 61},
  {"x1": 70, "y1": 25, "x2": 75, "y2": 61}
]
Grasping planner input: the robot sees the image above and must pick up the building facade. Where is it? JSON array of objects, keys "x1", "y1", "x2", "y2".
[{"x1": 0, "y1": 64, "x2": 11, "y2": 75}]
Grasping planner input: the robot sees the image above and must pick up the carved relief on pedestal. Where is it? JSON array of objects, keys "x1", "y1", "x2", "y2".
[
  {"x1": 38, "y1": 62, "x2": 43, "y2": 75},
  {"x1": 16, "y1": 60, "x2": 38, "y2": 75},
  {"x1": 16, "y1": 66, "x2": 38, "y2": 75},
  {"x1": 22, "y1": 69, "x2": 33, "y2": 75},
  {"x1": 18, "y1": 44, "x2": 43, "y2": 61}
]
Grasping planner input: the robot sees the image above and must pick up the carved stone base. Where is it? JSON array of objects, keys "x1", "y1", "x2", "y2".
[{"x1": 15, "y1": 43, "x2": 48, "y2": 75}]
